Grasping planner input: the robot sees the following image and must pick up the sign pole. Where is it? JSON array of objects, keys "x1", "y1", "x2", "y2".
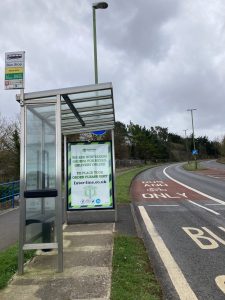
[
  {"x1": 5, "y1": 51, "x2": 25, "y2": 274},
  {"x1": 18, "y1": 88, "x2": 25, "y2": 275}
]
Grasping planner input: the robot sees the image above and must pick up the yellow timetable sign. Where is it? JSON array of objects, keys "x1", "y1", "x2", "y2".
[{"x1": 5, "y1": 67, "x2": 24, "y2": 74}]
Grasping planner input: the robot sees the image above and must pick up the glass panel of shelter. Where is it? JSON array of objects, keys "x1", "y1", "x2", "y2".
[{"x1": 25, "y1": 104, "x2": 56, "y2": 244}]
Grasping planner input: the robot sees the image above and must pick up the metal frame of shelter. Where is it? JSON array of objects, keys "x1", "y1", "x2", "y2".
[{"x1": 17, "y1": 82, "x2": 116, "y2": 274}]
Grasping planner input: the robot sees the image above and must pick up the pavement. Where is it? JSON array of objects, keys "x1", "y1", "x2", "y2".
[
  {"x1": 0, "y1": 207, "x2": 19, "y2": 251},
  {"x1": 0, "y1": 204, "x2": 137, "y2": 300}
]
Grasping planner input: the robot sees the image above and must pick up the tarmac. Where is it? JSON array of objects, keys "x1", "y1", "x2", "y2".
[{"x1": 0, "y1": 204, "x2": 137, "y2": 300}]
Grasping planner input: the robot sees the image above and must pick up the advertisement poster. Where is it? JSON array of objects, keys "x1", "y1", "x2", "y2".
[{"x1": 67, "y1": 141, "x2": 114, "y2": 210}]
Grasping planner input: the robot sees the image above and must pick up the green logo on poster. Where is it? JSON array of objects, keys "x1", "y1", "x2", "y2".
[{"x1": 84, "y1": 186, "x2": 97, "y2": 198}]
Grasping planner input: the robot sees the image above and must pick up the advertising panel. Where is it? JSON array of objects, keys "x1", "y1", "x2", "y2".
[
  {"x1": 67, "y1": 141, "x2": 114, "y2": 210},
  {"x1": 5, "y1": 51, "x2": 25, "y2": 89}
]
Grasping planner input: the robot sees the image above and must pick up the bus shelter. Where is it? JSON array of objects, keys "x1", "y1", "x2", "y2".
[{"x1": 17, "y1": 82, "x2": 116, "y2": 274}]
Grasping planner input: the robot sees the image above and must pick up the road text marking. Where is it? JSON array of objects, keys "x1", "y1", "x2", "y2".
[
  {"x1": 139, "y1": 206, "x2": 197, "y2": 300},
  {"x1": 183, "y1": 226, "x2": 225, "y2": 249}
]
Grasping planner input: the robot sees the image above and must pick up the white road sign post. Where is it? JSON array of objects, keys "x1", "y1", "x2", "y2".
[{"x1": 5, "y1": 51, "x2": 25, "y2": 90}]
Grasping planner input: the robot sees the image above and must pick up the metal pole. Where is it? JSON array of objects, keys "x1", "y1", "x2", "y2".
[
  {"x1": 92, "y1": 7, "x2": 98, "y2": 84},
  {"x1": 190, "y1": 110, "x2": 196, "y2": 151},
  {"x1": 64, "y1": 135, "x2": 67, "y2": 224},
  {"x1": 56, "y1": 94, "x2": 63, "y2": 272},
  {"x1": 18, "y1": 89, "x2": 25, "y2": 275},
  {"x1": 187, "y1": 109, "x2": 197, "y2": 169},
  {"x1": 111, "y1": 129, "x2": 117, "y2": 222},
  {"x1": 183, "y1": 129, "x2": 189, "y2": 164}
]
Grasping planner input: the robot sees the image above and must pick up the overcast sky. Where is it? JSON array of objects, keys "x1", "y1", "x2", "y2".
[{"x1": 1, "y1": 0, "x2": 225, "y2": 140}]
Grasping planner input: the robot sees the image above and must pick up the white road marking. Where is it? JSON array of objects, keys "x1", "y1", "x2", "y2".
[
  {"x1": 188, "y1": 200, "x2": 220, "y2": 215},
  {"x1": 139, "y1": 206, "x2": 198, "y2": 300},
  {"x1": 163, "y1": 165, "x2": 225, "y2": 205},
  {"x1": 205, "y1": 203, "x2": 225, "y2": 206},
  {"x1": 147, "y1": 205, "x2": 179, "y2": 207},
  {"x1": 207, "y1": 175, "x2": 225, "y2": 179},
  {"x1": 215, "y1": 275, "x2": 225, "y2": 294}
]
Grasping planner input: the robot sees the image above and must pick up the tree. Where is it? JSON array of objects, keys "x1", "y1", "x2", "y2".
[
  {"x1": 0, "y1": 115, "x2": 20, "y2": 181},
  {"x1": 127, "y1": 123, "x2": 169, "y2": 161},
  {"x1": 114, "y1": 121, "x2": 129, "y2": 159}
]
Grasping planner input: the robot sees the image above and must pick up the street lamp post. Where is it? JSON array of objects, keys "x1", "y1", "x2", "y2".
[
  {"x1": 187, "y1": 109, "x2": 197, "y2": 169},
  {"x1": 183, "y1": 129, "x2": 189, "y2": 163},
  {"x1": 92, "y1": 2, "x2": 108, "y2": 84}
]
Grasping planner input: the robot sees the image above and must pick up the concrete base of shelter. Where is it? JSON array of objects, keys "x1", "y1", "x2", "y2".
[
  {"x1": 0, "y1": 223, "x2": 114, "y2": 300},
  {"x1": 67, "y1": 209, "x2": 117, "y2": 224}
]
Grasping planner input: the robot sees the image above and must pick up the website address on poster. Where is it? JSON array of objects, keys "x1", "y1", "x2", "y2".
[{"x1": 73, "y1": 180, "x2": 107, "y2": 185}]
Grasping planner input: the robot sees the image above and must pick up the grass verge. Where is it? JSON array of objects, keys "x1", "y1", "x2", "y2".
[
  {"x1": 182, "y1": 161, "x2": 206, "y2": 171},
  {"x1": 116, "y1": 165, "x2": 155, "y2": 204},
  {"x1": 111, "y1": 235, "x2": 162, "y2": 300},
  {"x1": 113, "y1": 164, "x2": 162, "y2": 299},
  {"x1": 0, "y1": 244, "x2": 35, "y2": 289}
]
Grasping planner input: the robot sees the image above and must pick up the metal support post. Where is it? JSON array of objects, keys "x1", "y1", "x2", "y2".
[
  {"x1": 56, "y1": 94, "x2": 63, "y2": 272},
  {"x1": 111, "y1": 129, "x2": 117, "y2": 222},
  {"x1": 64, "y1": 135, "x2": 67, "y2": 224}
]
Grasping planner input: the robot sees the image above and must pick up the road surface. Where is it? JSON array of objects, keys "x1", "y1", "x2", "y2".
[
  {"x1": 131, "y1": 161, "x2": 225, "y2": 299},
  {"x1": 0, "y1": 208, "x2": 19, "y2": 251}
]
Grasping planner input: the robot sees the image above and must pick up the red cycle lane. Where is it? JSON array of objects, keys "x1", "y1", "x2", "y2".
[{"x1": 131, "y1": 178, "x2": 208, "y2": 204}]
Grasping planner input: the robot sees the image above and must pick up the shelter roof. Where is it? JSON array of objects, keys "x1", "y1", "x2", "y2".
[{"x1": 17, "y1": 82, "x2": 115, "y2": 135}]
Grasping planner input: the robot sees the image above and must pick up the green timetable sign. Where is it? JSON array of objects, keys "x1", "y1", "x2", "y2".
[
  {"x1": 5, "y1": 73, "x2": 23, "y2": 80},
  {"x1": 67, "y1": 141, "x2": 114, "y2": 210}
]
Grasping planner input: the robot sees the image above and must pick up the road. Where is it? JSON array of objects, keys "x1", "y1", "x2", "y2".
[
  {"x1": 0, "y1": 208, "x2": 19, "y2": 251},
  {"x1": 131, "y1": 161, "x2": 225, "y2": 300}
]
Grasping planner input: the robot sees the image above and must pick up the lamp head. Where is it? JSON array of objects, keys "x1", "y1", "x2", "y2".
[{"x1": 93, "y1": 2, "x2": 108, "y2": 9}]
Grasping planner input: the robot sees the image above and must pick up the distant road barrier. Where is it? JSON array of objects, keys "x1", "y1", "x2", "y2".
[
  {"x1": 116, "y1": 159, "x2": 146, "y2": 168},
  {"x1": 0, "y1": 180, "x2": 20, "y2": 209}
]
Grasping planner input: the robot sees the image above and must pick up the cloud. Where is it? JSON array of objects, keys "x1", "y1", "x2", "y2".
[
  {"x1": 100, "y1": 0, "x2": 181, "y2": 61},
  {"x1": 1, "y1": 0, "x2": 225, "y2": 140}
]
